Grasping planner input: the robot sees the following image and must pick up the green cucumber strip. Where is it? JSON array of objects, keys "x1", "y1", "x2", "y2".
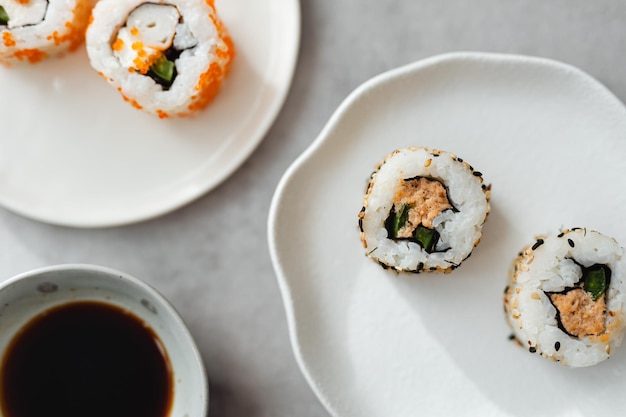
[
  {"x1": 393, "y1": 204, "x2": 411, "y2": 237},
  {"x1": 583, "y1": 264, "x2": 608, "y2": 301},
  {"x1": 149, "y1": 55, "x2": 175, "y2": 83},
  {"x1": 0, "y1": 6, "x2": 9, "y2": 25},
  {"x1": 385, "y1": 204, "x2": 412, "y2": 239},
  {"x1": 413, "y1": 225, "x2": 439, "y2": 253}
]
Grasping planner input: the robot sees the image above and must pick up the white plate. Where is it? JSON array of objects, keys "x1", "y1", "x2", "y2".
[
  {"x1": 0, "y1": 0, "x2": 299, "y2": 228},
  {"x1": 269, "y1": 52, "x2": 626, "y2": 417}
]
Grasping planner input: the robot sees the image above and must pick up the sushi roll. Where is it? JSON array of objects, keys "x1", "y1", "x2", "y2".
[
  {"x1": 358, "y1": 147, "x2": 490, "y2": 273},
  {"x1": 0, "y1": 0, "x2": 96, "y2": 65},
  {"x1": 504, "y1": 228, "x2": 626, "y2": 367},
  {"x1": 86, "y1": 0, "x2": 234, "y2": 118}
]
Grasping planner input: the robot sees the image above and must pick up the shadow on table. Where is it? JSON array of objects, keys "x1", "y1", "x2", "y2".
[{"x1": 208, "y1": 379, "x2": 258, "y2": 417}]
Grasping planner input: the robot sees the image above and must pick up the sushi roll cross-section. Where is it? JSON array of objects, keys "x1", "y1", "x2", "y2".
[
  {"x1": 0, "y1": 0, "x2": 96, "y2": 65},
  {"x1": 86, "y1": 0, "x2": 235, "y2": 118},
  {"x1": 358, "y1": 147, "x2": 491, "y2": 273},
  {"x1": 504, "y1": 228, "x2": 626, "y2": 367}
]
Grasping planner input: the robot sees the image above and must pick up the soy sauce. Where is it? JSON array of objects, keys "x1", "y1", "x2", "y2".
[{"x1": 0, "y1": 301, "x2": 173, "y2": 417}]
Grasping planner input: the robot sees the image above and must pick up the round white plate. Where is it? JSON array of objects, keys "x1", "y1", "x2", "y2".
[
  {"x1": 0, "y1": 0, "x2": 300, "y2": 228},
  {"x1": 269, "y1": 52, "x2": 626, "y2": 417}
]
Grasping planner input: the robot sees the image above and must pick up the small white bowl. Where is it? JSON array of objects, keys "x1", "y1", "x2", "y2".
[{"x1": 0, "y1": 264, "x2": 208, "y2": 417}]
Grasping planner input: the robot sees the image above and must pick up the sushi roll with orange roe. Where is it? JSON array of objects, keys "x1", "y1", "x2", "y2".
[
  {"x1": 86, "y1": 0, "x2": 235, "y2": 118},
  {"x1": 0, "y1": 0, "x2": 96, "y2": 65}
]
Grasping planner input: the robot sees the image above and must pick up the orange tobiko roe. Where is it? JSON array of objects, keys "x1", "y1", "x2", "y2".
[
  {"x1": 151, "y1": 13, "x2": 234, "y2": 119},
  {"x1": 13, "y1": 48, "x2": 47, "y2": 63},
  {"x1": 48, "y1": 1, "x2": 94, "y2": 51},
  {"x1": 180, "y1": 15, "x2": 235, "y2": 117},
  {"x1": 2, "y1": 32, "x2": 16, "y2": 47},
  {"x1": 117, "y1": 87, "x2": 144, "y2": 110},
  {"x1": 112, "y1": 38, "x2": 124, "y2": 51}
]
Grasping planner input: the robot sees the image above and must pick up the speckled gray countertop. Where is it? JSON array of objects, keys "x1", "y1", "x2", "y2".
[{"x1": 1, "y1": 1, "x2": 626, "y2": 416}]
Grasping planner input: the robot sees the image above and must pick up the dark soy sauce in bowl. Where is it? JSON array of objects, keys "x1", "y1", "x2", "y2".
[{"x1": 0, "y1": 301, "x2": 173, "y2": 417}]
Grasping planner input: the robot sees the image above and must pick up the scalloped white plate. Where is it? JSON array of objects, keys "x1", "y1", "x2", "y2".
[
  {"x1": 0, "y1": 0, "x2": 299, "y2": 227},
  {"x1": 269, "y1": 52, "x2": 626, "y2": 417}
]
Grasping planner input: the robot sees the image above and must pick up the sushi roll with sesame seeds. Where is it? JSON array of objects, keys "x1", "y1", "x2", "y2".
[
  {"x1": 86, "y1": 0, "x2": 234, "y2": 118},
  {"x1": 504, "y1": 228, "x2": 626, "y2": 367},
  {"x1": 0, "y1": 0, "x2": 96, "y2": 65},
  {"x1": 358, "y1": 146, "x2": 491, "y2": 273}
]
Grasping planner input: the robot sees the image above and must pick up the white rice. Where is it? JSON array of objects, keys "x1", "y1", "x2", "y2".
[
  {"x1": 359, "y1": 147, "x2": 490, "y2": 273},
  {"x1": 504, "y1": 228, "x2": 626, "y2": 367}
]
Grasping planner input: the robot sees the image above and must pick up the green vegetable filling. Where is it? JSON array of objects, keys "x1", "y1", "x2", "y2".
[
  {"x1": 392, "y1": 204, "x2": 411, "y2": 237},
  {"x1": 0, "y1": 6, "x2": 9, "y2": 25},
  {"x1": 148, "y1": 55, "x2": 175, "y2": 86},
  {"x1": 384, "y1": 204, "x2": 440, "y2": 253},
  {"x1": 582, "y1": 264, "x2": 609, "y2": 301},
  {"x1": 385, "y1": 203, "x2": 412, "y2": 238},
  {"x1": 413, "y1": 225, "x2": 440, "y2": 253}
]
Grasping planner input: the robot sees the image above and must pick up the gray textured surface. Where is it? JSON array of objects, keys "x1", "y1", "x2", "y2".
[{"x1": 1, "y1": 1, "x2": 626, "y2": 416}]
